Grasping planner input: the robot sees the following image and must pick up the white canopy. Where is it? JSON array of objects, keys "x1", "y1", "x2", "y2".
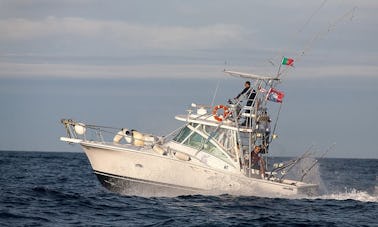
[{"x1": 223, "y1": 70, "x2": 279, "y2": 81}]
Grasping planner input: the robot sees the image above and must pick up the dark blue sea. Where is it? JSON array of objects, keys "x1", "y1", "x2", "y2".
[{"x1": 0, "y1": 151, "x2": 377, "y2": 226}]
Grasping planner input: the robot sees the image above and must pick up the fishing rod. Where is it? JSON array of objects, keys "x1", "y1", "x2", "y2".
[
  {"x1": 300, "y1": 143, "x2": 335, "y2": 181},
  {"x1": 277, "y1": 144, "x2": 315, "y2": 181},
  {"x1": 267, "y1": 145, "x2": 313, "y2": 180}
]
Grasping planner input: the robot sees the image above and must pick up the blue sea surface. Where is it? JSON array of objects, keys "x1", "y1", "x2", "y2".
[{"x1": 0, "y1": 151, "x2": 377, "y2": 226}]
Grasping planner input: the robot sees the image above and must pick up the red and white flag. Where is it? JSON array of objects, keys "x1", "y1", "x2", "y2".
[{"x1": 266, "y1": 88, "x2": 285, "y2": 103}]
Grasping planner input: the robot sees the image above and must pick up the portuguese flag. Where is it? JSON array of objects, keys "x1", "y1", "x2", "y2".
[{"x1": 281, "y1": 57, "x2": 294, "y2": 66}]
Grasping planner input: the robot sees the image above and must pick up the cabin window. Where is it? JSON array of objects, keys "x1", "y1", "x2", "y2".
[
  {"x1": 183, "y1": 131, "x2": 229, "y2": 163},
  {"x1": 177, "y1": 129, "x2": 229, "y2": 164},
  {"x1": 202, "y1": 126, "x2": 237, "y2": 162},
  {"x1": 172, "y1": 126, "x2": 192, "y2": 143},
  {"x1": 202, "y1": 140, "x2": 229, "y2": 163},
  {"x1": 183, "y1": 131, "x2": 204, "y2": 149},
  {"x1": 174, "y1": 124, "x2": 233, "y2": 165}
]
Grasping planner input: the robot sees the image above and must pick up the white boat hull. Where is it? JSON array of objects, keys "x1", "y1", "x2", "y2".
[
  {"x1": 81, "y1": 142, "x2": 318, "y2": 197},
  {"x1": 60, "y1": 66, "x2": 323, "y2": 197}
]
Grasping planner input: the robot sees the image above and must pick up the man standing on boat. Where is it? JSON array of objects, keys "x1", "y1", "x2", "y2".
[
  {"x1": 251, "y1": 145, "x2": 266, "y2": 179},
  {"x1": 235, "y1": 81, "x2": 256, "y2": 126}
]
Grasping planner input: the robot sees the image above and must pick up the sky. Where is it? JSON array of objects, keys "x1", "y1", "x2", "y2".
[{"x1": 0, "y1": 0, "x2": 377, "y2": 159}]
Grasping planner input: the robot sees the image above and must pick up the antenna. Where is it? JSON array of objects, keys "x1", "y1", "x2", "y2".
[
  {"x1": 270, "y1": 6, "x2": 357, "y2": 79},
  {"x1": 298, "y1": 0, "x2": 328, "y2": 32},
  {"x1": 298, "y1": 6, "x2": 357, "y2": 60},
  {"x1": 211, "y1": 80, "x2": 220, "y2": 107}
]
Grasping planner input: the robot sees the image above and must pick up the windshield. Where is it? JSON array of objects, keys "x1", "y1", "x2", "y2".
[
  {"x1": 172, "y1": 123, "x2": 236, "y2": 164},
  {"x1": 202, "y1": 125, "x2": 237, "y2": 162}
]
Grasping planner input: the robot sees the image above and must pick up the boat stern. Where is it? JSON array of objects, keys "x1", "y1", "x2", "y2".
[{"x1": 296, "y1": 183, "x2": 319, "y2": 196}]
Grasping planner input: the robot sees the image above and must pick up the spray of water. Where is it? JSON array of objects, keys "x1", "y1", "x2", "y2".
[
  {"x1": 284, "y1": 157, "x2": 327, "y2": 193},
  {"x1": 277, "y1": 157, "x2": 378, "y2": 202},
  {"x1": 315, "y1": 188, "x2": 378, "y2": 203}
]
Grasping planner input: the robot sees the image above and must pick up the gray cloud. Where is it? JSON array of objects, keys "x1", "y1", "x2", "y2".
[
  {"x1": 0, "y1": 0, "x2": 376, "y2": 79},
  {"x1": 0, "y1": 17, "x2": 248, "y2": 50}
]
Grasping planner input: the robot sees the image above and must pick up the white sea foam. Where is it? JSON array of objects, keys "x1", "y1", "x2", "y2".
[{"x1": 314, "y1": 188, "x2": 378, "y2": 203}]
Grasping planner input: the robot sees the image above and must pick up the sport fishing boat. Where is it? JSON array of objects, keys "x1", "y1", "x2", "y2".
[{"x1": 60, "y1": 68, "x2": 319, "y2": 197}]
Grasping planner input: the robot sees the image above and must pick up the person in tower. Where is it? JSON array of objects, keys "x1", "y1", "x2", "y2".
[{"x1": 235, "y1": 81, "x2": 256, "y2": 126}]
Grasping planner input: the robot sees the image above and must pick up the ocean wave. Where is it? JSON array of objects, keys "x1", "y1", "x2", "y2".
[
  {"x1": 1, "y1": 151, "x2": 377, "y2": 226},
  {"x1": 32, "y1": 186, "x2": 82, "y2": 201},
  {"x1": 0, "y1": 210, "x2": 50, "y2": 226}
]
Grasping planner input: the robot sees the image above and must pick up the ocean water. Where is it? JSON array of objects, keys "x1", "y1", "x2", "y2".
[{"x1": 0, "y1": 151, "x2": 377, "y2": 226}]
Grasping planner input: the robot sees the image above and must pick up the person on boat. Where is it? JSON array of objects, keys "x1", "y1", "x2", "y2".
[
  {"x1": 235, "y1": 81, "x2": 256, "y2": 126},
  {"x1": 256, "y1": 110, "x2": 271, "y2": 153},
  {"x1": 262, "y1": 118, "x2": 271, "y2": 153},
  {"x1": 251, "y1": 145, "x2": 266, "y2": 179}
]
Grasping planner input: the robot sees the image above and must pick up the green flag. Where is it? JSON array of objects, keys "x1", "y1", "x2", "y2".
[{"x1": 282, "y1": 57, "x2": 294, "y2": 66}]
